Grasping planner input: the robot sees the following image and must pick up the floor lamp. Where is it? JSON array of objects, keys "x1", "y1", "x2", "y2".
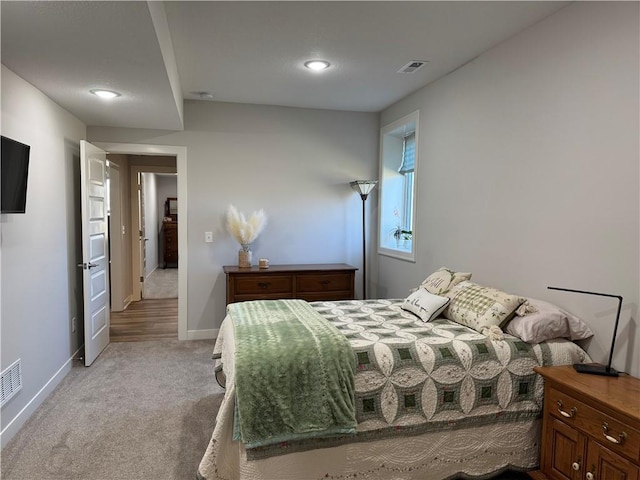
[{"x1": 350, "y1": 180, "x2": 378, "y2": 299}]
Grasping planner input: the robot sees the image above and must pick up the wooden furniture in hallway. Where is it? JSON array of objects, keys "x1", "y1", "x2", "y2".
[
  {"x1": 162, "y1": 220, "x2": 178, "y2": 268},
  {"x1": 110, "y1": 298, "x2": 178, "y2": 342}
]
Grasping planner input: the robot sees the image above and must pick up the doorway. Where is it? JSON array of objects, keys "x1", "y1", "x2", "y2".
[
  {"x1": 130, "y1": 164, "x2": 177, "y2": 302},
  {"x1": 140, "y1": 172, "x2": 179, "y2": 300},
  {"x1": 96, "y1": 142, "x2": 188, "y2": 341},
  {"x1": 107, "y1": 158, "x2": 179, "y2": 341}
]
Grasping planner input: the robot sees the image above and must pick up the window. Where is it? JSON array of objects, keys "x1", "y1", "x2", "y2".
[{"x1": 378, "y1": 111, "x2": 419, "y2": 261}]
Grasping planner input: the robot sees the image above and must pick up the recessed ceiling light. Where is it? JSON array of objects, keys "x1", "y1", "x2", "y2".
[
  {"x1": 90, "y1": 89, "x2": 121, "y2": 99},
  {"x1": 304, "y1": 60, "x2": 330, "y2": 71}
]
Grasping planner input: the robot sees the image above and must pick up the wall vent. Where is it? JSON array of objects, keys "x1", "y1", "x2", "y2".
[
  {"x1": 398, "y1": 60, "x2": 428, "y2": 74},
  {"x1": 1, "y1": 359, "x2": 23, "y2": 407}
]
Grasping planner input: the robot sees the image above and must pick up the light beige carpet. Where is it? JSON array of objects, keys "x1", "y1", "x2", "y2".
[
  {"x1": 144, "y1": 268, "x2": 178, "y2": 299},
  {"x1": 1, "y1": 339, "x2": 221, "y2": 480}
]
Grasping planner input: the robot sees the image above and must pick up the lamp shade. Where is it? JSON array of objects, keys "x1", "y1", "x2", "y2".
[{"x1": 350, "y1": 180, "x2": 378, "y2": 197}]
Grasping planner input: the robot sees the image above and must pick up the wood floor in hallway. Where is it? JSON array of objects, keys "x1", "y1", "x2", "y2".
[{"x1": 110, "y1": 298, "x2": 178, "y2": 342}]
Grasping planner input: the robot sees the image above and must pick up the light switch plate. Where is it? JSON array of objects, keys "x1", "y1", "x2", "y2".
[{"x1": 205, "y1": 231, "x2": 213, "y2": 243}]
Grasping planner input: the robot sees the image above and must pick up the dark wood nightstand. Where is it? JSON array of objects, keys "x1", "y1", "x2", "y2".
[
  {"x1": 223, "y1": 263, "x2": 357, "y2": 305},
  {"x1": 530, "y1": 365, "x2": 640, "y2": 480}
]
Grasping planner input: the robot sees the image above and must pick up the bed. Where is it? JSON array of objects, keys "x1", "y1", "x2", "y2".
[{"x1": 197, "y1": 284, "x2": 592, "y2": 480}]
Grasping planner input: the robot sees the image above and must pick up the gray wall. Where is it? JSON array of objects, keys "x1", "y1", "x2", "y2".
[
  {"x1": 1, "y1": 66, "x2": 87, "y2": 444},
  {"x1": 377, "y1": 2, "x2": 639, "y2": 376},
  {"x1": 88, "y1": 101, "x2": 380, "y2": 332}
]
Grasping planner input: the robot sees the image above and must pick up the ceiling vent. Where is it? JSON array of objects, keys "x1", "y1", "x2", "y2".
[{"x1": 398, "y1": 61, "x2": 428, "y2": 74}]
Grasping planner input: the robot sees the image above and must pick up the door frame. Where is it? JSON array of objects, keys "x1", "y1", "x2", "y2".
[
  {"x1": 130, "y1": 166, "x2": 177, "y2": 302},
  {"x1": 94, "y1": 142, "x2": 188, "y2": 341},
  {"x1": 108, "y1": 160, "x2": 126, "y2": 312}
]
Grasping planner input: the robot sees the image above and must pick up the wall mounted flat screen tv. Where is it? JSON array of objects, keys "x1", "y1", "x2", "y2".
[{"x1": 1, "y1": 136, "x2": 31, "y2": 214}]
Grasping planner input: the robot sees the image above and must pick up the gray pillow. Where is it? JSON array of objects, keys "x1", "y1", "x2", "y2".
[{"x1": 505, "y1": 298, "x2": 594, "y2": 344}]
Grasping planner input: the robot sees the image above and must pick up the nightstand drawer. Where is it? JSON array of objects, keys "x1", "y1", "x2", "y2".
[
  {"x1": 233, "y1": 275, "x2": 293, "y2": 295},
  {"x1": 297, "y1": 273, "x2": 352, "y2": 293},
  {"x1": 549, "y1": 387, "x2": 640, "y2": 462}
]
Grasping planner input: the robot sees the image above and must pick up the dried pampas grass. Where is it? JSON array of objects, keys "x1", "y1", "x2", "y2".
[{"x1": 226, "y1": 204, "x2": 267, "y2": 245}]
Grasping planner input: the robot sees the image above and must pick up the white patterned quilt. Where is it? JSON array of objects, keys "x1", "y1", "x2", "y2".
[{"x1": 198, "y1": 299, "x2": 591, "y2": 480}]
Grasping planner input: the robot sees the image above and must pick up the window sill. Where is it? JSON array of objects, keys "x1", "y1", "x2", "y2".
[{"x1": 378, "y1": 246, "x2": 415, "y2": 263}]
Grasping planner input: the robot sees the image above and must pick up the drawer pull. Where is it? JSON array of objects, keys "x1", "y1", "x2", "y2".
[
  {"x1": 602, "y1": 422, "x2": 627, "y2": 445},
  {"x1": 257, "y1": 282, "x2": 271, "y2": 289},
  {"x1": 319, "y1": 280, "x2": 330, "y2": 286},
  {"x1": 572, "y1": 462, "x2": 581, "y2": 471},
  {"x1": 586, "y1": 470, "x2": 595, "y2": 480},
  {"x1": 557, "y1": 400, "x2": 577, "y2": 418}
]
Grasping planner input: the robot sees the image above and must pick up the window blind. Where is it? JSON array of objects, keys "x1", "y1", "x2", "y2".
[{"x1": 398, "y1": 133, "x2": 415, "y2": 174}]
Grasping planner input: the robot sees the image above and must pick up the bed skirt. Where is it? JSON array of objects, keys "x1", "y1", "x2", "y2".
[{"x1": 197, "y1": 405, "x2": 540, "y2": 480}]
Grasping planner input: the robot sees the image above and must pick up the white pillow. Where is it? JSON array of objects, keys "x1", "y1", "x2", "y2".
[
  {"x1": 420, "y1": 267, "x2": 472, "y2": 295},
  {"x1": 505, "y1": 298, "x2": 594, "y2": 344},
  {"x1": 402, "y1": 289, "x2": 450, "y2": 322}
]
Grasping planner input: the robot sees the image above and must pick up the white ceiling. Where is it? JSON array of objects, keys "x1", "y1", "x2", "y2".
[{"x1": 1, "y1": 1, "x2": 569, "y2": 131}]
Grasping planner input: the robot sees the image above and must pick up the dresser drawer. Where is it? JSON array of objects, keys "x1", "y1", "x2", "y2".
[
  {"x1": 296, "y1": 273, "x2": 353, "y2": 293},
  {"x1": 549, "y1": 387, "x2": 640, "y2": 462},
  {"x1": 232, "y1": 275, "x2": 293, "y2": 295},
  {"x1": 298, "y1": 291, "x2": 354, "y2": 302}
]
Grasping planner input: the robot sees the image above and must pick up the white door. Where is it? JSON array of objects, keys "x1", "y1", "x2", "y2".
[{"x1": 80, "y1": 140, "x2": 110, "y2": 366}]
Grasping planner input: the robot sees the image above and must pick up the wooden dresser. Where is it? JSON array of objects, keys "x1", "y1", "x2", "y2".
[
  {"x1": 530, "y1": 365, "x2": 640, "y2": 480},
  {"x1": 223, "y1": 263, "x2": 357, "y2": 305},
  {"x1": 162, "y1": 221, "x2": 178, "y2": 268}
]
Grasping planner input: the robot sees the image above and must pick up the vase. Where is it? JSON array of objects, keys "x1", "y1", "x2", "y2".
[{"x1": 238, "y1": 244, "x2": 252, "y2": 268}]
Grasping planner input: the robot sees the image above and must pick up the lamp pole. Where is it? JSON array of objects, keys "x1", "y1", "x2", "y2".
[
  {"x1": 350, "y1": 180, "x2": 377, "y2": 300},
  {"x1": 360, "y1": 193, "x2": 367, "y2": 299}
]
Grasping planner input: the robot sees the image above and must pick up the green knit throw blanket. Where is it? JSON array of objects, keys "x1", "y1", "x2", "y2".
[{"x1": 229, "y1": 299, "x2": 356, "y2": 448}]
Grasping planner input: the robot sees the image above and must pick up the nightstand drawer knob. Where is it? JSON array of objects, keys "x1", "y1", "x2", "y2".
[
  {"x1": 586, "y1": 471, "x2": 595, "y2": 480},
  {"x1": 572, "y1": 462, "x2": 581, "y2": 471},
  {"x1": 602, "y1": 422, "x2": 627, "y2": 445},
  {"x1": 557, "y1": 400, "x2": 577, "y2": 418},
  {"x1": 257, "y1": 282, "x2": 271, "y2": 289}
]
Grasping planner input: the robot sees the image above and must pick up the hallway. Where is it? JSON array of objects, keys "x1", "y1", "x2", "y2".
[{"x1": 110, "y1": 298, "x2": 178, "y2": 342}]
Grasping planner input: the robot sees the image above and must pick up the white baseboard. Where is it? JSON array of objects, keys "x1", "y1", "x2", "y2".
[
  {"x1": 145, "y1": 264, "x2": 158, "y2": 278},
  {"x1": 123, "y1": 295, "x2": 132, "y2": 310},
  {"x1": 186, "y1": 329, "x2": 218, "y2": 340},
  {"x1": 0, "y1": 345, "x2": 83, "y2": 448}
]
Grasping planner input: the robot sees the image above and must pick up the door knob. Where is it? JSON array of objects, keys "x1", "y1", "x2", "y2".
[{"x1": 77, "y1": 262, "x2": 98, "y2": 270}]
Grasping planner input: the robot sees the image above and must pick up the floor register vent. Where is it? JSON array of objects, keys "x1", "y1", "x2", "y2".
[{"x1": 1, "y1": 359, "x2": 23, "y2": 407}]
